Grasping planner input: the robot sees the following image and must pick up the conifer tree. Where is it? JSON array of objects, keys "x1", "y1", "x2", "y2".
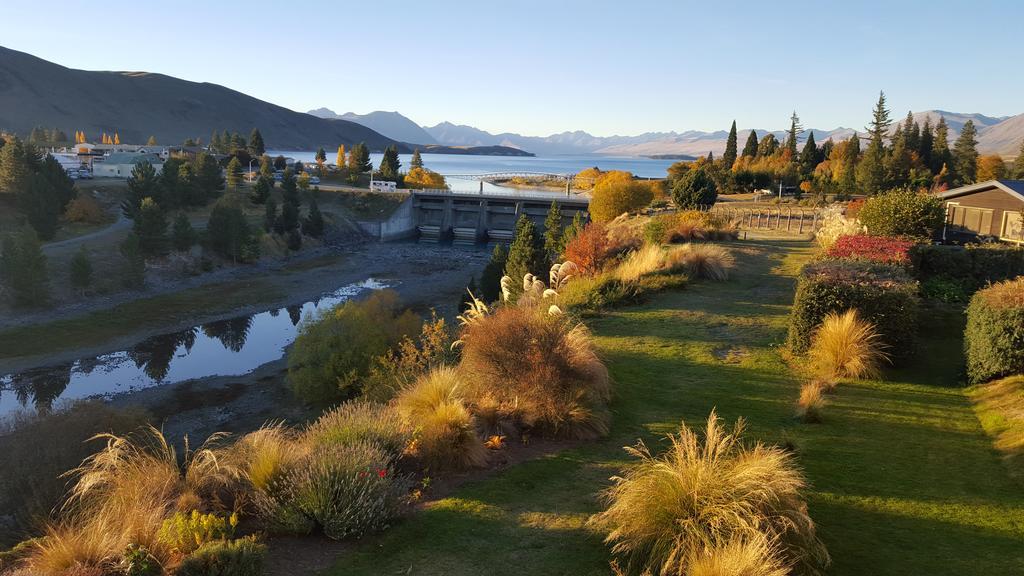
[
  {"x1": 722, "y1": 120, "x2": 738, "y2": 169},
  {"x1": 785, "y1": 112, "x2": 802, "y2": 157},
  {"x1": 207, "y1": 199, "x2": 256, "y2": 262},
  {"x1": 119, "y1": 233, "x2": 146, "y2": 290},
  {"x1": 1013, "y1": 140, "x2": 1024, "y2": 178},
  {"x1": 0, "y1": 136, "x2": 32, "y2": 194},
  {"x1": 799, "y1": 131, "x2": 817, "y2": 178},
  {"x1": 757, "y1": 133, "x2": 778, "y2": 157},
  {"x1": 840, "y1": 133, "x2": 860, "y2": 196},
  {"x1": 171, "y1": 213, "x2": 196, "y2": 252},
  {"x1": 504, "y1": 214, "x2": 546, "y2": 301},
  {"x1": 918, "y1": 118, "x2": 934, "y2": 170},
  {"x1": 932, "y1": 117, "x2": 951, "y2": 175},
  {"x1": 286, "y1": 228, "x2": 302, "y2": 251},
  {"x1": 866, "y1": 91, "x2": 891, "y2": 143},
  {"x1": 70, "y1": 245, "x2": 93, "y2": 292},
  {"x1": 952, "y1": 119, "x2": 979, "y2": 185},
  {"x1": 349, "y1": 142, "x2": 372, "y2": 173},
  {"x1": 560, "y1": 210, "x2": 585, "y2": 253},
  {"x1": 741, "y1": 129, "x2": 758, "y2": 158},
  {"x1": 411, "y1": 149, "x2": 424, "y2": 169},
  {"x1": 250, "y1": 177, "x2": 270, "y2": 205},
  {"x1": 192, "y1": 152, "x2": 225, "y2": 205},
  {"x1": 248, "y1": 128, "x2": 266, "y2": 157},
  {"x1": 302, "y1": 199, "x2": 325, "y2": 238},
  {"x1": 226, "y1": 157, "x2": 243, "y2": 189},
  {"x1": 211, "y1": 130, "x2": 222, "y2": 153},
  {"x1": 858, "y1": 92, "x2": 891, "y2": 195},
  {"x1": 264, "y1": 196, "x2": 278, "y2": 233},
  {"x1": 19, "y1": 173, "x2": 60, "y2": 240},
  {"x1": 479, "y1": 243, "x2": 508, "y2": 303},
  {"x1": 133, "y1": 197, "x2": 168, "y2": 256},
  {"x1": 1, "y1": 226, "x2": 50, "y2": 307},
  {"x1": 543, "y1": 201, "x2": 563, "y2": 263},
  {"x1": 378, "y1": 145, "x2": 401, "y2": 181}
]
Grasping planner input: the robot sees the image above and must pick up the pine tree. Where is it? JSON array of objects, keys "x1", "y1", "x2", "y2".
[
  {"x1": 0, "y1": 136, "x2": 32, "y2": 194},
  {"x1": 840, "y1": 133, "x2": 860, "y2": 196},
  {"x1": 19, "y1": 173, "x2": 60, "y2": 240},
  {"x1": 207, "y1": 199, "x2": 255, "y2": 262},
  {"x1": 211, "y1": 130, "x2": 222, "y2": 153},
  {"x1": 858, "y1": 92, "x2": 891, "y2": 195},
  {"x1": 133, "y1": 197, "x2": 168, "y2": 256},
  {"x1": 1, "y1": 226, "x2": 50, "y2": 307},
  {"x1": 411, "y1": 149, "x2": 424, "y2": 169},
  {"x1": 785, "y1": 111, "x2": 803, "y2": 157},
  {"x1": 886, "y1": 130, "x2": 911, "y2": 189},
  {"x1": 226, "y1": 157, "x2": 243, "y2": 189},
  {"x1": 722, "y1": 120, "x2": 738, "y2": 169},
  {"x1": 250, "y1": 177, "x2": 270, "y2": 205},
  {"x1": 349, "y1": 142, "x2": 372, "y2": 173},
  {"x1": 171, "y1": 213, "x2": 196, "y2": 252},
  {"x1": 70, "y1": 245, "x2": 93, "y2": 292},
  {"x1": 932, "y1": 117, "x2": 952, "y2": 175},
  {"x1": 918, "y1": 118, "x2": 934, "y2": 170},
  {"x1": 866, "y1": 91, "x2": 891, "y2": 143},
  {"x1": 1013, "y1": 140, "x2": 1024, "y2": 178},
  {"x1": 503, "y1": 214, "x2": 546, "y2": 301},
  {"x1": 799, "y1": 131, "x2": 817, "y2": 178},
  {"x1": 952, "y1": 119, "x2": 979, "y2": 185},
  {"x1": 264, "y1": 196, "x2": 278, "y2": 233},
  {"x1": 741, "y1": 130, "x2": 758, "y2": 158},
  {"x1": 560, "y1": 210, "x2": 585, "y2": 253},
  {"x1": 302, "y1": 199, "x2": 325, "y2": 238},
  {"x1": 286, "y1": 228, "x2": 302, "y2": 251},
  {"x1": 543, "y1": 201, "x2": 563, "y2": 263},
  {"x1": 248, "y1": 128, "x2": 266, "y2": 157},
  {"x1": 378, "y1": 145, "x2": 401, "y2": 181},
  {"x1": 192, "y1": 152, "x2": 225, "y2": 205},
  {"x1": 119, "y1": 233, "x2": 146, "y2": 290},
  {"x1": 479, "y1": 243, "x2": 508, "y2": 303}
]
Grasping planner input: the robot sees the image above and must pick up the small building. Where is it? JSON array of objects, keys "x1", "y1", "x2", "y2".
[
  {"x1": 92, "y1": 152, "x2": 164, "y2": 178},
  {"x1": 371, "y1": 181, "x2": 398, "y2": 193},
  {"x1": 937, "y1": 180, "x2": 1024, "y2": 244}
]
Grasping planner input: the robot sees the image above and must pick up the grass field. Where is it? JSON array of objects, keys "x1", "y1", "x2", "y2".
[{"x1": 324, "y1": 240, "x2": 1024, "y2": 576}]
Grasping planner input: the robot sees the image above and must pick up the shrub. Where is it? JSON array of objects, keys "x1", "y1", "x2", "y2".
[
  {"x1": 683, "y1": 533, "x2": 789, "y2": 576},
  {"x1": 857, "y1": 188, "x2": 944, "y2": 238},
  {"x1": 589, "y1": 176, "x2": 654, "y2": 223},
  {"x1": 919, "y1": 276, "x2": 969, "y2": 303},
  {"x1": 229, "y1": 424, "x2": 305, "y2": 495},
  {"x1": 796, "y1": 382, "x2": 827, "y2": 424},
  {"x1": 910, "y1": 244, "x2": 1024, "y2": 296},
  {"x1": 814, "y1": 205, "x2": 863, "y2": 249},
  {"x1": 788, "y1": 260, "x2": 919, "y2": 358},
  {"x1": 808, "y1": 310, "x2": 889, "y2": 380},
  {"x1": 64, "y1": 194, "x2": 104, "y2": 224},
  {"x1": 563, "y1": 222, "x2": 613, "y2": 275},
  {"x1": 255, "y1": 440, "x2": 409, "y2": 540},
  {"x1": 824, "y1": 234, "x2": 914, "y2": 266},
  {"x1": 157, "y1": 510, "x2": 237, "y2": 555},
  {"x1": 459, "y1": 306, "x2": 611, "y2": 439},
  {"x1": 303, "y1": 401, "x2": 410, "y2": 457},
  {"x1": 614, "y1": 244, "x2": 669, "y2": 282},
  {"x1": 288, "y1": 290, "x2": 421, "y2": 404},
  {"x1": 556, "y1": 272, "x2": 641, "y2": 313},
  {"x1": 663, "y1": 243, "x2": 735, "y2": 281},
  {"x1": 174, "y1": 536, "x2": 266, "y2": 576},
  {"x1": 395, "y1": 367, "x2": 487, "y2": 470},
  {"x1": 591, "y1": 411, "x2": 829, "y2": 576},
  {"x1": 671, "y1": 165, "x2": 718, "y2": 209},
  {"x1": 363, "y1": 314, "x2": 455, "y2": 402},
  {"x1": 965, "y1": 278, "x2": 1024, "y2": 384}
]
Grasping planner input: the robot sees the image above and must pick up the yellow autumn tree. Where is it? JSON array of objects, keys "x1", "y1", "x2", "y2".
[
  {"x1": 336, "y1": 144, "x2": 346, "y2": 167},
  {"x1": 588, "y1": 174, "x2": 654, "y2": 222},
  {"x1": 113, "y1": 132, "x2": 120, "y2": 145},
  {"x1": 977, "y1": 154, "x2": 1007, "y2": 182},
  {"x1": 404, "y1": 167, "x2": 447, "y2": 189}
]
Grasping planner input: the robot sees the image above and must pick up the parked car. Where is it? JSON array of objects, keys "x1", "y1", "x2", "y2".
[
  {"x1": 66, "y1": 169, "x2": 79, "y2": 180},
  {"x1": 273, "y1": 171, "x2": 284, "y2": 181},
  {"x1": 309, "y1": 176, "x2": 320, "y2": 185},
  {"x1": 77, "y1": 169, "x2": 93, "y2": 179}
]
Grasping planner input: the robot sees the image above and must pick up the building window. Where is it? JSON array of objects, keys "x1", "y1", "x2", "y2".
[
  {"x1": 946, "y1": 203, "x2": 993, "y2": 235},
  {"x1": 1001, "y1": 211, "x2": 1023, "y2": 243}
]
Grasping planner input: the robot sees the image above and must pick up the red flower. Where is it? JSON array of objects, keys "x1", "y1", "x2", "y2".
[{"x1": 377, "y1": 469, "x2": 387, "y2": 478}]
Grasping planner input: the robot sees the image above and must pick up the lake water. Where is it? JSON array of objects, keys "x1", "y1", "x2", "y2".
[
  {"x1": 268, "y1": 151, "x2": 679, "y2": 193},
  {"x1": 0, "y1": 279, "x2": 389, "y2": 418}
]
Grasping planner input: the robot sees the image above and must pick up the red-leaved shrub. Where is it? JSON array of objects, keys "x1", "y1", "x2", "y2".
[
  {"x1": 564, "y1": 222, "x2": 614, "y2": 275},
  {"x1": 825, "y1": 234, "x2": 914, "y2": 265}
]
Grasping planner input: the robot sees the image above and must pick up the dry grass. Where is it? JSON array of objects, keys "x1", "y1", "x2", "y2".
[
  {"x1": 459, "y1": 306, "x2": 611, "y2": 439},
  {"x1": 303, "y1": 401, "x2": 410, "y2": 457},
  {"x1": 614, "y1": 244, "x2": 669, "y2": 282},
  {"x1": 663, "y1": 244, "x2": 735, "y2": 281},
  {"x1": 395, "y1": 367, "x2": 487, "y2": 470},
  {"x1": 970, "y1": 375, "x2": 1024, "y2": 482},
  {"x1": 808, "y1": 309, "x2": 889, "y2": 380},
  {"x1": 230, "y1": 424, "x2": 306, "y2": 494},
  {"x1": 591, "y1": 410, "x2": 829, "y2": 576},
  {"x1": 684, "y1": 533, "x2": 789, "y2": 576},
  {"x1": 795, "y1": 383, "x2": 827, "y2": 424}
]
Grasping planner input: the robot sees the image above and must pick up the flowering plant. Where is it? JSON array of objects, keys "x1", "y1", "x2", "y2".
[{"x1": 825, "y1": 234, "x2": 914, "y2": 265}]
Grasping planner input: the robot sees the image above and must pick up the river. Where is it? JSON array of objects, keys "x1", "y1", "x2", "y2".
[
  {"x1": 0, "y1": 279, "x2": 389, "y2": 418},
  {"x1": 269, "y1": 151, "x2": 679, "y2": 193}
]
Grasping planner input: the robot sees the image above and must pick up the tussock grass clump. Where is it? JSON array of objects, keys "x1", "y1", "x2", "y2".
[
  {"x1": 808, "y1": 310, "x2": 889, "y2": 381},
  {"x1": 303, "y1": 401, "x2": 410, "y2": 457},
  {"x1": 615, "y1": 244, "x2": 670, "y2": 282},
  {"x1": 592, "y1": 410, "x2": 829, "y2": 576},
  {"x1": 683, "y1": 533, "x2": 789, "y2": 576},
  {"x1": 663, "y1": 244, "x2": 735, "y2": 281},
  {"x1": 395, "y1": 367, "x2": 487, "y2": 470},
  {"x1": 795, "y1": 383, "x2": 827, "y2": 424},
  {"x1": 230, "y1": 424, "x2": 306, "y2": 494},
  {"x1": 459, "y1": 306, "x2": 611, "y2": 439}
]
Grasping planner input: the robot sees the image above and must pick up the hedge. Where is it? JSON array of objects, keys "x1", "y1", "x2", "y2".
[
  {"x1": 788, "y1": 259, "x2": 920, "y2": 359},
  {"x1": 965, "y1": 277, "x2": 1024, "y2": 384},
  {"x1": 911, "y1": 244, "x2": 1024, "y2": 291}
]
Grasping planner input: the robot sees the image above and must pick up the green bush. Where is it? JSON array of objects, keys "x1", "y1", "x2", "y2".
[
  {"x1": 910, "y1": 244, "x2": 1024, "y2": 299},
  {"x1": 157, "y1": 510, "x2": 237, "y2": 555},
  {"x1": 965, "y1": 278, "x2": 1024, "y2": 384},
  {"x1": 287, "y1": 290, "x2": 421, "y2": 404},
  {"x1": 556, "y1": 272, "x2": 641, "y2": 313},
  {"x1": 671, "y1": 166, "x2": 718, "y2": 209},
  {"x1": 788, "y1": 260, "x2": 920, "y2": 359},
  {"x1": 302, "y1": 401, "x2": 410, "y2": 457},
  {"x1": 255, "y1": 440, "x2": 410, "y2": 540},
  {"x1": 857, "y1": 188, "x2": 944, "y2": 238},
  {"x1": 174, "y1": 536, "x2": 266, "y2": 576}
]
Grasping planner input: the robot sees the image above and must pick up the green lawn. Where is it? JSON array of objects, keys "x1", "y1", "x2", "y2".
[{"x1": 324, "y1": 240, "x2": 1024, "y2": 576}]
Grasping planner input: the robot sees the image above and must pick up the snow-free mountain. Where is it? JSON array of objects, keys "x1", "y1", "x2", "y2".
[{"x1": 308, "y1": 109, "x2": 437, "y2": 146}]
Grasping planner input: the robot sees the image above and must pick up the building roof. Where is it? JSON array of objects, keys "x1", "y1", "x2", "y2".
[
  {"x1": 935, "y1": 180, "x2": 1024, "y2": 203},
  {"x1": 99, "y1": 152, "x2": 163, "y2": 165}
]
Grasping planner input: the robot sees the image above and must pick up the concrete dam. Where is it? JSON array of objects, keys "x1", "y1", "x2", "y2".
[{"x1": 358, "y1": 189, "x2": 591, "y2": 244}]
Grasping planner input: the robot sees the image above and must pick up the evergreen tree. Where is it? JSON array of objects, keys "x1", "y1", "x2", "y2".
[
  {"x1": 378, "y1": 145, "x2": 401, "y2": 181},
  {"x1": 286, "y1": 228, "x2": 302, "y2": 251},
  {"x1": 840, "y1": 133, "x2": 860, "y2": 196},
  {"x1": 273, "y1": 155, "x2": 287, "y2": 170},
  {"x1": 133, "y1": 197, "x2": 168, "y2": 256},
  {"x1": 211, "y1": 130, "x2": 223, "y2": 154},
  {"x1": 952, "y1": 119, "x2": 979, "y2": 185},
  {"x1": 671, "y1": 166, "x2": 718, "y2": 208},
  {"x1": 157, "y1": 157, "x2": 184, "y2": 208},
  {"x1": 858, "y1": 92, "x2": 891, "y2": 195},
  {"x1": 264, "y1": 197, "x2": 278, "y2": 233},
  {"x1": 560, "y1": 210, "x2": 585, "y2": 254},
  {"x1": 885, "y1": 130, "x2": 911, "y2": 189},
  {"x1": 799, "y1": 131, "x2": 817, "y2": 179},
  {"x1": 349, "y1": 142, "x2": 372, "y2": 173},
  {"x1": 785, "y1": 111, "x2": 802, "y2": 157},
  {"x1": 918, "y1": 118, "x2": 934, "y2": 170},
  {"x1": 479, "y1": 243, "x2": 508, "y2": 303},
  {"x1": 504, "y1": 214, "x2": 546, "y2": 301},
  {"x1": 259, "y1": 155, "x2": 274, "y2": 183},
  {"x1": 741, "y1": 129, "x2": 758, "y2": 158},
  {"x1": 411, "y1": 149, "x2": 424, "y2": 169},
  {"x1": 119, "y1": 233, "x2": 146, "y2": 289},
  {"x1": 250, "y1": 176, "x2": 270, "y2": 204},
  {"x1": 722, "y1": 120, "x2": 738, "y2": 169},
  {"x1": 315, "y1": 147, "x2": 327, "y2": 164},
  {"x1": 248, "y1": 128, "x2": 265, "y2": 157},
  {"x1": 302, "y1": 199, "x2": 325, "y2": 238},
  {"x1": 70, "y1": 245, "x2": 93, "y2": 292},
  {"x1": 19, "y1": 173, "x2": 60, "y2": 240},
  {"x1": 932, "y1": 117, "x2": 952, "y2": 175},
  {"x1": 171, "y1": 213, "x2": 196, "y2": 252},
  {"x1": 0, "y1": 226, "x2": 50, "y2": 307},
  {"x1": 0, "y1": 136, "x2": 32, "y2": 195},
  {"x1": 757, "y1": 133, "x2": 778, "y2": 157},
  {"x1": 543, "y1": 201, "x2": 563, "y2": 263},
  {"x1": 39, "y1": 154, "x2": 76, "y2": 211},
  {"x1": 866, "y1": 91, "x2": 891, "y2": 143},
  {"x1": 226, "y1": 157, "x2": 243, "y2": 189},
  {"x1": 1013, "y1": 140, "x2": 1024, "y2": 179},
  {"x1": 207, "y1": 199, "x2": 256, "y2": 262},
  {"x1": 192, "y1": 152, "x2": 225, "y2": 205},
  {"x1": 280, "y1": 200, "x2": 299, "y2": 233}
]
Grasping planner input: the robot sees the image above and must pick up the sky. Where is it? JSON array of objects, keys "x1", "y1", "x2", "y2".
[{"x1": 3, "y1": 0, "x2": 1021, "y2": 137}]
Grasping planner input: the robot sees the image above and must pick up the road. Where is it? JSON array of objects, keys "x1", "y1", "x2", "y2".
[{"x1": 43, "y1": 212, "x2": 130, "y2": 254}]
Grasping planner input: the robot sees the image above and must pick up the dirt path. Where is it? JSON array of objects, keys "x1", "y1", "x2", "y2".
[{"x1": 42, "y1": 213, "x2": 130, "y2": 255}]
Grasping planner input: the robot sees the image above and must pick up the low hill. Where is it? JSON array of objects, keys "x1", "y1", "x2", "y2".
[
  {"x1": 0, "y1": 46, "x2": 403, "y2": 151},
  {"x1": 421, "y1": 144, "x2": 534, "y2": 157},
  {"x1": 309, "y1": 108, "x2": 438, "y2": 146}
]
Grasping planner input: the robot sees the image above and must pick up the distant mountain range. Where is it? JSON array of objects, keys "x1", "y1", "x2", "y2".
[
  {"x1": 307, "y1": 108, "x2": 438, "y2": 146},
  {"x1": 0, "y1": 46, "x2": 405, "y2": 151}
]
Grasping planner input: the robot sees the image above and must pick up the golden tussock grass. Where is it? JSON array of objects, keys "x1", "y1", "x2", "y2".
[
  {"x1": 395, "y1": 367, "x2": 487, "y2": 470},
  {"x1": 808, "y1": 309, "x2": 889, "y2": 381},
  {"x1": 662, "y1": 244, "x2": 735, "y2": 281},
  {"x1": 795, "y1": 382, "x2": 827, "y2": 424}
]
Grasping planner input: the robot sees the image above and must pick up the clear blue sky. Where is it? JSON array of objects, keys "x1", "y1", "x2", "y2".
[{"x1": 4, "y1": 0, "x2": 1020, "y2": 136}]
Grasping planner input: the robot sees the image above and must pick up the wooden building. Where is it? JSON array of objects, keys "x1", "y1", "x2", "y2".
[{"x1": 936, "y1": 180, "x2": 1024, "y2": 244}]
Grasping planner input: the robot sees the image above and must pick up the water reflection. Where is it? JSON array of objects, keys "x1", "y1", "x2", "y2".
[{"x1": 0, "y1": 278, "x2": 389, "y2": 417}]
